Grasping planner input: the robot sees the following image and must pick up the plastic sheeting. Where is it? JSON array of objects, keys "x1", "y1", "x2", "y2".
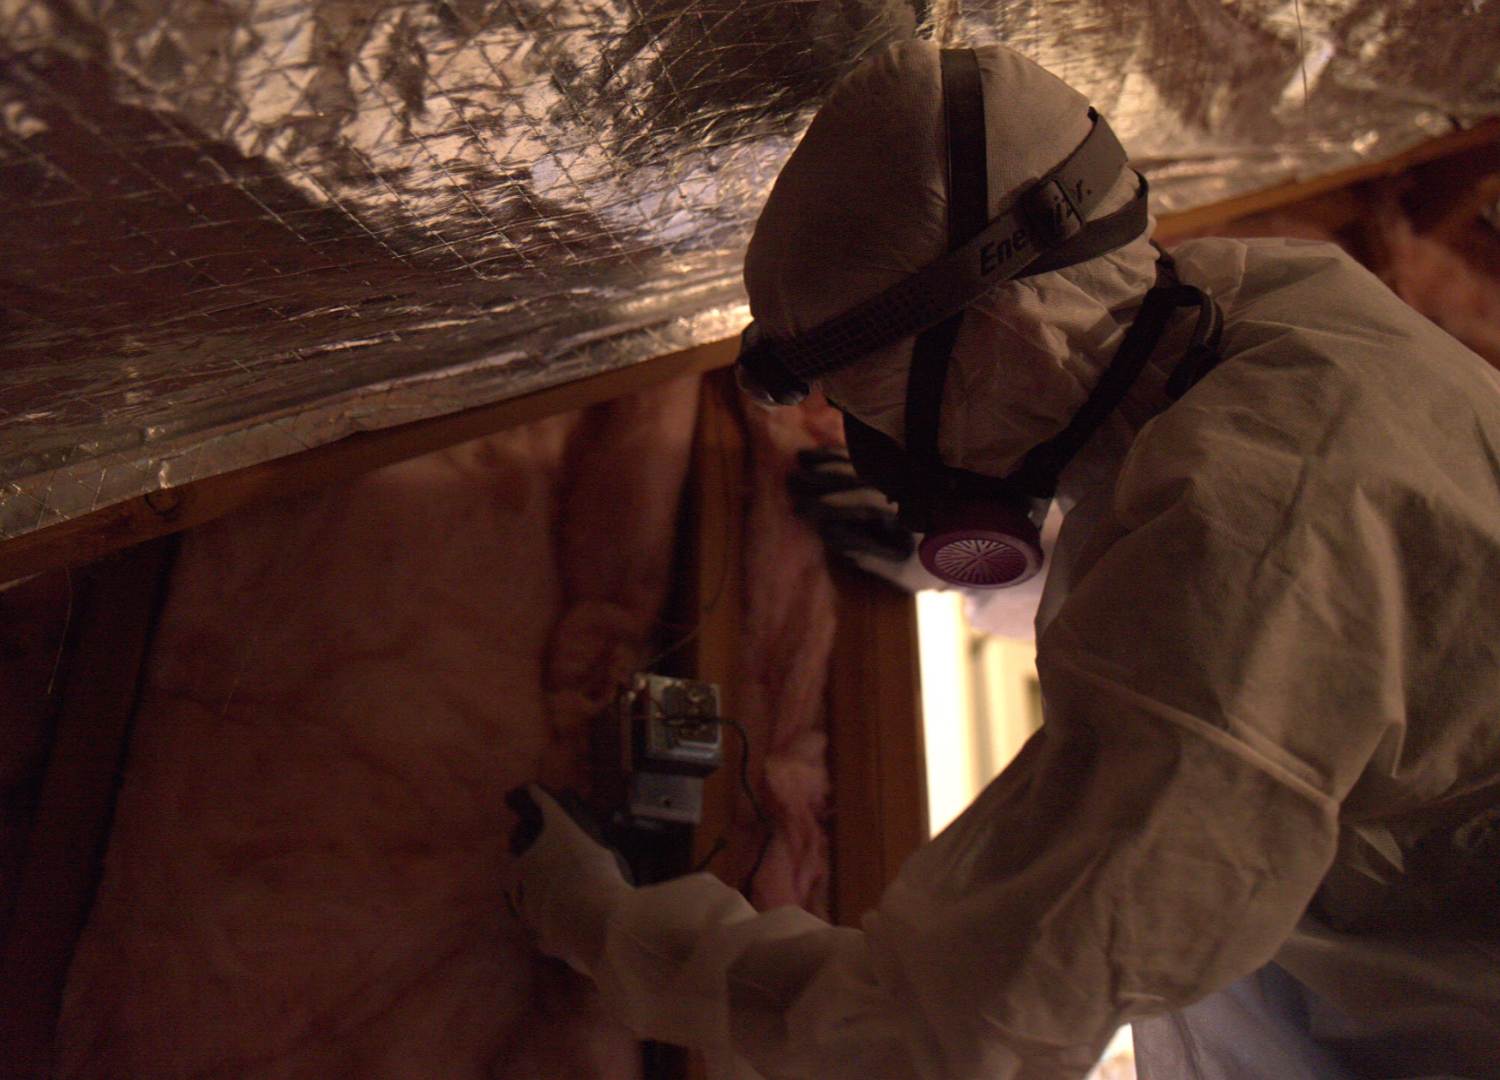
[{"x1": 3, "y1": 0, "x2": 1498, "y2": 541}]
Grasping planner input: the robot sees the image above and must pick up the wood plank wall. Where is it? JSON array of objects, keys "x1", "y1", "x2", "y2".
[{"x1": 685, "y1": 373, "x2": 751, "y2": 879}]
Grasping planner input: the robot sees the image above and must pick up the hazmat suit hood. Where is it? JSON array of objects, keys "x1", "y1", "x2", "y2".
[{"x1": 744, "y1": 40, "x2": 1168, "y2": 500}]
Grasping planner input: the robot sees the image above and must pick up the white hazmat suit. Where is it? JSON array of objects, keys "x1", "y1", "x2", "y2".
[{"x1": 508, "y1": 41, "x2": 1500, "y2": 1080}]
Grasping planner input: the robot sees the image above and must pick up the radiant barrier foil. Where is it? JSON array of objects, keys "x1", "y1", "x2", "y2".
[{"x1": 2, "y1": 0, "x2": 1497, "y2": 540}]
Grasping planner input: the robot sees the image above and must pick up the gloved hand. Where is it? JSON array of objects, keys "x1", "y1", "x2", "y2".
[
  {"x1": 789, "y1": 448, "x2": 944, "y2": 592},
  {"x1": 503, "y1": 784, "x2": 634, "y2": 977}
]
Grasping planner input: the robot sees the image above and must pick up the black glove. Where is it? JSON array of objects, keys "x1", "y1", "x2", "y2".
[{"x1": 788, "y1": 448, "x2": 916, "y2": 565}]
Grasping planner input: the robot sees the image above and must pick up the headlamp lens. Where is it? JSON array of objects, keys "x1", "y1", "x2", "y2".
[{"x1": 735, "y1": 322, "x2": 809, "y2": 406}]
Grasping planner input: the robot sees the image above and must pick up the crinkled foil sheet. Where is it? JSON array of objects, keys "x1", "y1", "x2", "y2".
[{"x1": 2, "y1": 0, "x2": 1498, "y2": 541}]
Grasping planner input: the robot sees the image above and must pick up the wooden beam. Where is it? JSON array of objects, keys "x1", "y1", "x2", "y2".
[
  {"x1": 685, "y1": 373, "x2": 749, "y2": 875},
  {"x1": 1155, "y1": 117, "x2": 1500, "y2": 241},
  {"x1": 0, "y1": 538, "x2": 175, "y2": 1079},
  {"x1": 678, "y1": 372, "x2": 750, "y2": 1080},
  {"x1": 0, "y1": 338, "x2": 739, "y2": 586},
  {"x1": 825, "y1": 563, "x2": 927, "y2": 927}
]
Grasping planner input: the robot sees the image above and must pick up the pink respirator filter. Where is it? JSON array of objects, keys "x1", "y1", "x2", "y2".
[{"x1": 917, "y1": 501, "x2": 1044, "y2": 588}]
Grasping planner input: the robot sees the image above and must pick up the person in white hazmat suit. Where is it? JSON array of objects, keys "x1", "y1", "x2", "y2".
[{"x1": 505, "y1": 39, "x2": 1500, "y2": 1080}]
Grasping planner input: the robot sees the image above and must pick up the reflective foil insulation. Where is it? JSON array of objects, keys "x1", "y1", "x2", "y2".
[{"x1": 3, "y1": 0, "x2": 1498, "y2": 539}]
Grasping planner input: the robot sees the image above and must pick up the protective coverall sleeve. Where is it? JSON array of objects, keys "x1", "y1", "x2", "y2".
[
  {"x1": 588, "y1": 462, "x2": 1396, "y2": 1078},
  {"x1": 861, "y1": 454, "x2": 1398, "y2": 1074},
  {"x1": 592, "y1": 676, "x2": 1343, "y2": 1079},
  {"x1": 594, "y1": 875, "x2": 929, "y2": 1080}
]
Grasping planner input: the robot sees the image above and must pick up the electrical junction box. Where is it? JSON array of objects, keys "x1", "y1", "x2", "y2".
[{"x1": 620, "y1": 674, "x2": 723, "y2": 825}]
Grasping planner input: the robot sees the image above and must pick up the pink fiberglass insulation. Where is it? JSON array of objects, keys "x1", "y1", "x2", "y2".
[
  {"x1": 1172, "y1": 172, "x2": 1500, "y2": 374},
  {"x1": 49, "y1": 371, "x2": 852, "y2": 1078},
  {"x1": 728, "y1": 398, "x2": 843, "y2": 915},
  {"x1": 1369, "y1": 185, "x2": 1500, "y2": 371},
  {"x1": 56, "y1": 377, "x2": 702, "y2": 1079}
]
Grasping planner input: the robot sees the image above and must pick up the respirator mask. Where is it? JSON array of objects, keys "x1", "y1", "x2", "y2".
[{"x1": 737, "y1": 48, "x2": 1221, "y2": 588}]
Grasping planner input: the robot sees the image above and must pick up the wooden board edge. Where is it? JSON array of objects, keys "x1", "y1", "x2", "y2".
[
  {"x1": 825, "y1": 563, "x2": 927, "y2": 928},
  {"x1": 685, "y1": 372, "x2": 749, "y2": 874},
  {"x1": 1155, "y1": 117, "x2": 1500, "y2": 241},
  {"x1": 0, "y1": 338, "x2": 740, "y2": 586},
  {"x1": 680, "y1": 372, "x2": 749, "y2": 1080}
]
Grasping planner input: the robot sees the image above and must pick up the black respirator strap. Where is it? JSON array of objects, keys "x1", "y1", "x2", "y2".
[
  {"x1": 905, "y1": 48, "x2": 989, "y2": 466},
  {"x1": 843, "y1": 410, "x2": 1027, "y2": 526},
  {"x1": 1164, "y1": 283, "x2": 1226, "y2": 399},
  {"x1": 1005, "y1": 256, "x2": 1224, "y2": 497},
  {"x1": 942, "y1": 50, "x2": 990, "y2": 248},
  {"x1": 739, "y1": 103, "x2": 1140, "y2": 402}
]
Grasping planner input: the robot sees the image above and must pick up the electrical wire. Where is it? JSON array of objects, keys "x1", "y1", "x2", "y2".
[
  {"x1": 642, "y1": 693, "x2": 773, "y2": 892},
  {"x1": 633, "y1": 388, "x2": 773, "y2": 894},
  {"x1": 641, "y1": 387, "x2": 743, "y2": 672},
  {"x1": 45, "y1": 567, "x2": 74, "y2": 698},
  {"x1": 1292, "y1": 0, "x2": 1311, "y2": 122},
  {"x1": 678, "y1": 712, "x2": 772, "y2": 897},
  {"x1": 723, "y1": 716, "x2": 774, "y2": 896},
  {"x1": 692, "y1": 834, "x2": 728, "y2": 874}
]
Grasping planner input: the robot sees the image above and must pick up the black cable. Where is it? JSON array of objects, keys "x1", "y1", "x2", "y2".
[
  {"x1": 722, "y1": 716, "x2": 773, "y2": 897},
  {"x1": 654, "y1": 708, "x2": 772, "y2": 897},
  {"x1": 641, "y1": 390, "x2": 742, "y2": 673},
  {"x1": 692, "y1": 835, "x2": 728, "y2": 874}
]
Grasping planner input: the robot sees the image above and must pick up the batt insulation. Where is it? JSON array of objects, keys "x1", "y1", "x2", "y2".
[
  {"x1": 37, "y1": 375, "x2": 844, "y2": 1078},
  {"x1": 4, "y1": 0, "x2": 1499, "y2": 540}
]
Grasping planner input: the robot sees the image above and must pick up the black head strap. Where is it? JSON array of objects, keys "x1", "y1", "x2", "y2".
[
  {"x1": 1004, "y1": 258, "x2": 1183, "y2": 495},
  {"x1": 904, "y1": 48, "x2": 989, "y2": 466},
  {"x1": 737, "y1": 88, "x2": 1146, "y2": 405},
  {"x1": 1164, "y1": 280, "x2": 1226, "y2": 399},
  {"x1": 942, "y1": 49, "x2": 989, "y2": 249}
]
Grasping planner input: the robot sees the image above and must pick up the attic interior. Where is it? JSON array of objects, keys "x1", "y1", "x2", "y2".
[{"x1": 3, "y1": 1, "x2": 1500, "y2": 1077}]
